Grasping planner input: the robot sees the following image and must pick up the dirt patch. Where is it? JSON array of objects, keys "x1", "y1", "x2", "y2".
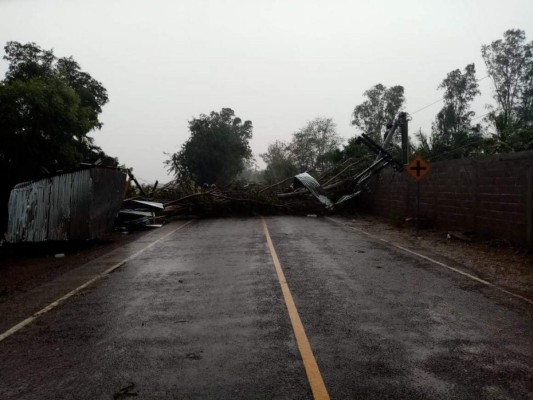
[
  {"x1": 340, "y1": 213, "x2": 533, "y2": 301},
  {"x1": 0, "y1": 230, "x2": 149, "y2": 299}
]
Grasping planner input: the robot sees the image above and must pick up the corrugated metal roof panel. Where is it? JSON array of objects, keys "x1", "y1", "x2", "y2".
[
  {"x1": 294, "y1": 173, "x2": 333, "y2": 208},
  {"x1": 123, "y1": 199, "x2": 164, "y2": 210},
  {"x1": 69, "y1": 169, "x2": 92, "y2": 240},
  {"x1": 6, "y1": 167, "x2": 126, "y2": 242},
  {"x1": 89, "y1": 167, "x2": 127, "y2": 237}
]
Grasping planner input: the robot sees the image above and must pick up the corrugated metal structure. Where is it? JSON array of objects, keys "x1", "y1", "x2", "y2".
[
  {"x1": 6, "y1": 166, "x2": 127, "y2": 243},
  {"x1": 294, "y1": 172, "x2": 333, "y2": 208}
]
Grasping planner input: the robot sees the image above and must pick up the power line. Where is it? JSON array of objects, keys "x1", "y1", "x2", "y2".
[
  {"x1": 410, "y1": 98, "x2": 444, "y2": 115},
  {"x1": 410, "y1": 75, "x2": 490, "y2": 116},
  {"x1": 427, "y1": 139, "x2": 486, "y2": 162},
  {"x1": 471, "y1": 108, "x2": 501, "y2": 121}
]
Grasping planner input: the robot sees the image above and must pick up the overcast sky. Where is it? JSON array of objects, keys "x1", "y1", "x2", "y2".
[{"x1": 1, "y1": 0, "x2": 532, "y2": 183}]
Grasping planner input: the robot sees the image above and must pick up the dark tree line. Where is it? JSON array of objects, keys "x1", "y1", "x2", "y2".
[
  {"x1": 257, "y1": 29, "x2": 532, "y2": 185},
  {"x1": 5, "y1": 29, "x2": 526, "y2": 220},
  {"x1": 0, "y1": 42, "x2": 115, "y2": 230},
  {"x1": 417, "y1": 29, "x2": 532, "y2": 160},
  {"x1": 166, "y1": 108, "x2": 253, "y2": 188}
]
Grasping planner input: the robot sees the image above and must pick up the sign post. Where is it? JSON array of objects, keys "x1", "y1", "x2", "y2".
[{"x1": 405, "y1": 156, "x2": 431, "y2": 235}]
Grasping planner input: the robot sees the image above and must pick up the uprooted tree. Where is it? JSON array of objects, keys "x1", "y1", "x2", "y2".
[
  {"x1": 0, "y1": 41, "x2": 114, "y2": 230},
  {"x1": 166, "y1": 108, "x2": 253, "y2": 187}
]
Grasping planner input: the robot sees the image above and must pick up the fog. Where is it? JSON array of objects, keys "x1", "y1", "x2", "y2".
[{"x1": 1, "y1": 0, "x2": 531, "y2": 183}]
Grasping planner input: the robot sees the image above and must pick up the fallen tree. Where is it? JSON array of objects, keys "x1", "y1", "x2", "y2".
[{"x1": 139, "y1": 114, "x2": 408, "y2": 219}]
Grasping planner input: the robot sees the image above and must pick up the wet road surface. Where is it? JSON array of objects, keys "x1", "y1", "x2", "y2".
[{"x1": 0, "y1": 217, "x2": 531, "y2": 399}]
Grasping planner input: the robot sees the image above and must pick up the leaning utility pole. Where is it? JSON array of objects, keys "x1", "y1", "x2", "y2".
[{"x1": 399, "y1": 112, "x2": 409, "y2": 165}]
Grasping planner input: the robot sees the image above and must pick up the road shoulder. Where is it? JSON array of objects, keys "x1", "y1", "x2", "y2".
[
  {"x1": 328, "y1": 214, "x2": 533, "y2": 303},
  {"x1": 0, "y1": 222, "x2": 192, "y2": 334}
]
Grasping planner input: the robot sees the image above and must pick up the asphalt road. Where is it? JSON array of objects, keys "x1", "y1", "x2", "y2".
[{"x1": 0, "y1": 217, "x2": 531, "y2": 399}]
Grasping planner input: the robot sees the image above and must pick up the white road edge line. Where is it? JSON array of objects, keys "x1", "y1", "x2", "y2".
[
  {"x1": 326, "y1": 217, "x2": 533, "y2": 306},
  {"x1": 0, "y1": 220, "x2": 194, "y2": 343}
]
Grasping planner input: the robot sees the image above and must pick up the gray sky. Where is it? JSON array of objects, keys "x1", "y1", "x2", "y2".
[{"x1": 1, "y1": 0, "x2": 532, "y2": 184}]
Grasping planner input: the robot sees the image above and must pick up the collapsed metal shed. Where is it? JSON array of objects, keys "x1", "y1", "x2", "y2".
[{"x1": 6, "y1": 166, "x2": 127, "y2": 243}]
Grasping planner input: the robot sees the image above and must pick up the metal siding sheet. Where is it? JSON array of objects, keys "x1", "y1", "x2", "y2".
[
  {"x1": 69, "y1": 169, "x2": 92, "y2": 240},
  {"x1": 6, "y1": 167, "x2": 126, "y2": 242},
  {"x1": 89, "y1": 168, "x2": 126, "y2": 238},
  {"x1": 6, "y1": 187, "x2": 25, "y2": 242},
  {"x1": 7, "y1": 180, "x2": 50, "y2": 242},
  {"x1": 48, "y1": 174, "x2": 70, "y2": 240},
  {"x1": 123, "y1": 200, "x2": 164, "y2": 210},
  {"x1": 28, "y1": 182, "x2": 50, "y2": 242},
  {"x1": 294, "y1": 173, "x2": 333, "y2": 208}
]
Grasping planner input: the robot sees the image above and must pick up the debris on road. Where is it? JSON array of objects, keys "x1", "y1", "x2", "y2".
[
  {"x1": 113, "y1": 383, "x2": 138, "y2": 399},
  {"x1": 293, "y1": 173, "x2": 333, "y2": 208},
  {"x1": 116, "y1": 198, "x2": 164, "y2": 230},
  {"x1": 152, "y1": 116, "x2": 407, "y2": 218},
  {"x1": 447, "y1": 231, "x2": 474, "y2": 242},
  {"x1": 3, "y1": 115, "x2": 407, "y2": 244},
  {"x1": 186, "y1": 351, "x2": 203, "y2": 360},
  {"x1": 152, "y1": 155, "x2": 392, "y2": 218}
]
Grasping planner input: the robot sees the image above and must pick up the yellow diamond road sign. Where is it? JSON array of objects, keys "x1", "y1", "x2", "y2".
[{"x1": 406, "y1": 156, "x2": 430, "y2": 181}]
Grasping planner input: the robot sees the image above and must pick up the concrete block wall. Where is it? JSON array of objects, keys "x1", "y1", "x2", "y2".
[{"x1": 355, "y1": 151, "x2": 533, "y2": 247}]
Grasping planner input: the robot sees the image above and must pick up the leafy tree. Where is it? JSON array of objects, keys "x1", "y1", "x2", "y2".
[
  {"x1": 167, "y1": 108, "x2": 253, "y2": 186},
  {"x1": 434, "y1": 64, "x2": 480, "y2": 136},
  {"x1": 238, "y1": 162, "x2": 265, "y2": 184},
  {"x1": 337, "y1": 137, "x2": 372, "y2": 160},
  {"x1": 260, "y1": 140, "x2": 298, "y2": 183},
  {"x1": 416, "y1": 64, "x2": 484, "y2": 160},
  {"x1": 414, "y1": 128, "x2": 483, "y2": 161},
  {"x1": 3, "y1": 42, "x2": 108, "y2": 130},
  {"x1": 0, "y1": 42, "x2": 110, "y2": 181},
  {"x1": 289, "y1": 117, "x2": 342, "y2": 172},
  {"x1": 482, "y1": 29, "x2": 533, "y2": 151},
  {"x1": 0, "y1": 42, "x2": 112, "y2": 229},
  {"x1": 260, "y1": 117, "x2": 342, "y2": 182},
  {"x1": 351, "y1": 84, "x2": 405, "y2": 144}
]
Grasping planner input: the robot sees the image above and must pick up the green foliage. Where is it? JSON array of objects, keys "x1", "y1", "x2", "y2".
[
  {"x1": 260, "y1": 140, "x2": 298, "y2": 183},
  {"x1": 351, "y1": 84, "x2": 405, "y2": 144},
  {"x1": 0, "y1": 78, "x2": 84, "y2": 176},
  {"x1": 482, "y1": 126, "x2": 533, "y2": 153},
  {"x1": 0, "y1": 41, "x2": 113, "y2": 229},
  {"x1": 434, "y1": 64, "x2": 480, "y2": 136},
  {"x1": 482, "y1": 29, "x2": 533, "y2": 149},
  {"x1": 415, "y1": 63, "x2": 485, "y2": 161},
  {"x1": 414, "y1": 128, "x2": 484, "y2": 161},
  {"x1": 238, "y1": 164, "x2": 265, "y2": 184},
  {"x1": 0, "y1": 42, "x2": 112, "y2": 185},
  {"x1": 289, "y1": 117, "x2": 342, "y2": 172},
  {"x1": 337, "y1": 137, "x2": 372, "y2": 160},
  {"x1": 415, "y1": 30, "x2": 533, "y2": 159},
  {"x1": 260, "y1": 117, "x2": 342, "y2": 183},
  {"x1": 166, "y1": 108, "x2": 253, "y2": 186}
]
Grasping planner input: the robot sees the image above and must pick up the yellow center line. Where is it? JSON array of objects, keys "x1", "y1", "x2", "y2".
[
  {"x1": 261, "y1": 217, "x2": 330, "y2": 400},
  {"x1": 0, "y1": 220, "x2": 194, "y2": 343}
]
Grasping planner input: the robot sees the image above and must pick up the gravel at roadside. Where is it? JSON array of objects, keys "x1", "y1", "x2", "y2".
[{"x1": 336, "y1": 213, "x2": 533, "y2": 301}]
